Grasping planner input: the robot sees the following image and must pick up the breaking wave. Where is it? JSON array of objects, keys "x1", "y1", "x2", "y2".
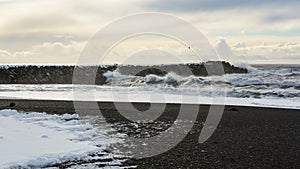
[{"x1": 103, "y1": 64, "x2": 300, "y2": 99}]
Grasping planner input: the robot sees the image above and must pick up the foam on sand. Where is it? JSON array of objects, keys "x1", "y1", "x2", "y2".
[{"x1": 0, "y1": 110, "x2": 125, "y2": 168}]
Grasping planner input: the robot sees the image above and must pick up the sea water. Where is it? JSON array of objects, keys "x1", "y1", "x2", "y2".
[{"x1": 0, "y1": 64, "x2": 299, "y2": 109}]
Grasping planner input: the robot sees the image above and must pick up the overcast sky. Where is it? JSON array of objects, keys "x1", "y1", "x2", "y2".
[{"x1": 0, "y1": 0, "x2": 300, "y2": 64}]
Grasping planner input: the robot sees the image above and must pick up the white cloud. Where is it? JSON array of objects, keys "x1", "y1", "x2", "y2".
[
  {"x1": 0, "y1": 0, "x2": 145, "y2": 37},
  {"x1": 215, "y1": 38, "x2": 234, "y2": 59},
  {"x1": 0, "y1": 49, "x2": 11, "y2": 58},
  {"x1": 232, "y1": 42, "x2": 300, "y2": 57},
  {"x1": 0, "y1": 41, "x2": 84, "y2": 64},
  {"x1": 215, "y1": 38, "x2": 300, "y2": 64},
  {"x1": 31, "y1": 42, "x2": 82, "y2": 58}
]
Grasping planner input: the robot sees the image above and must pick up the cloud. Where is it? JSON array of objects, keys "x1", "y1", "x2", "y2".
[
  {"x1": 0, "y1": 0, "x2": 150, "y2": 57},
  {"x1": 0, "y1": 0, "x2": 145, "y2": 36},
  {"x1": 215, "y1": 38, "x2": 234, "y2": 59},
  {"x1": 0, "y1": 0, "x2": 299, "y2": 64},
  {"x1": 216, "y1": 38, "x2": 300, "y2": 63},
  {"x1": 31, "y1": 42, "x2": 82, "y2": 58},
  {"x1": 0, "y1": 41, "x2": 84, "y2": 64},
  {"x1": 0, "y1": 50, "x2": 11, "y2": 58},
  {"x1": 148, "y1": 0, "x2": 300, "y2": 31},
  {"x1": 148, "y1": 0, "x2": 300, "y2": 12},
  {"x1": 232, "y1": 41, "x2": 300, "y2": 57}
]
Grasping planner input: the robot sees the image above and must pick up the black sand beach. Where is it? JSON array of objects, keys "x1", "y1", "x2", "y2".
[{"x1": 0, "y1": 99, "x2": 299, "y2": 168}]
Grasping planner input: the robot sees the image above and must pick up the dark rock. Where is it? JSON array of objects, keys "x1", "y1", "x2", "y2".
[
  {"x1": 118, "y1": 61, "x2": 248, "y2": 77},
  {"x1": 9, "y1": 102, "x2": 16, "y2": 107},
  {"x1": 0, "y1": 65, "x2": 117, "y2": 85},
  {"x1": 229, "y1": 107, "x2": 238, "y2": 111}
]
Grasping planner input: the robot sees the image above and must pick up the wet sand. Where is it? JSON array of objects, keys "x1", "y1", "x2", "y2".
[{"x1": 0, "y1": 99, "x2": 299, "y2": 168}]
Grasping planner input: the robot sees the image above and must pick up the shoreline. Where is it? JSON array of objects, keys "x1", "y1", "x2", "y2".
[
  {"x1": 1, "y1": 98, "x2": 299, "y2": 114},
  {"x1": 0, "y1": 98, "x2": 299, "y2": 168}
]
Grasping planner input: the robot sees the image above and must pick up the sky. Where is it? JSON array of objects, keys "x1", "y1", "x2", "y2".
[{"x1": 0, "y1": 0, "x2": 300, "y2": 64}]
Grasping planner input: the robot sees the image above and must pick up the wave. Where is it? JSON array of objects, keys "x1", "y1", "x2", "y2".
[
  {"x1": 103, "y1": 64, "x2": 300, "y2": 100},
  {"x1": 0, "y1": 63, "x2": 299, "y2": 101},
  {"x1": 234, "y1": 63, "x2": 257, "y2": 72}
]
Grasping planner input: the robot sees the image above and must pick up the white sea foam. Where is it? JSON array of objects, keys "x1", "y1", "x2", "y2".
[{"x1": 0, "y1": 109, "x2": 126, "y2": 168}]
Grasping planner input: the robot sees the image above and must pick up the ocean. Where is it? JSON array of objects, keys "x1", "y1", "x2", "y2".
[{"x1": 0, "y1": 64, "x2": 299, "y2": 109}]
